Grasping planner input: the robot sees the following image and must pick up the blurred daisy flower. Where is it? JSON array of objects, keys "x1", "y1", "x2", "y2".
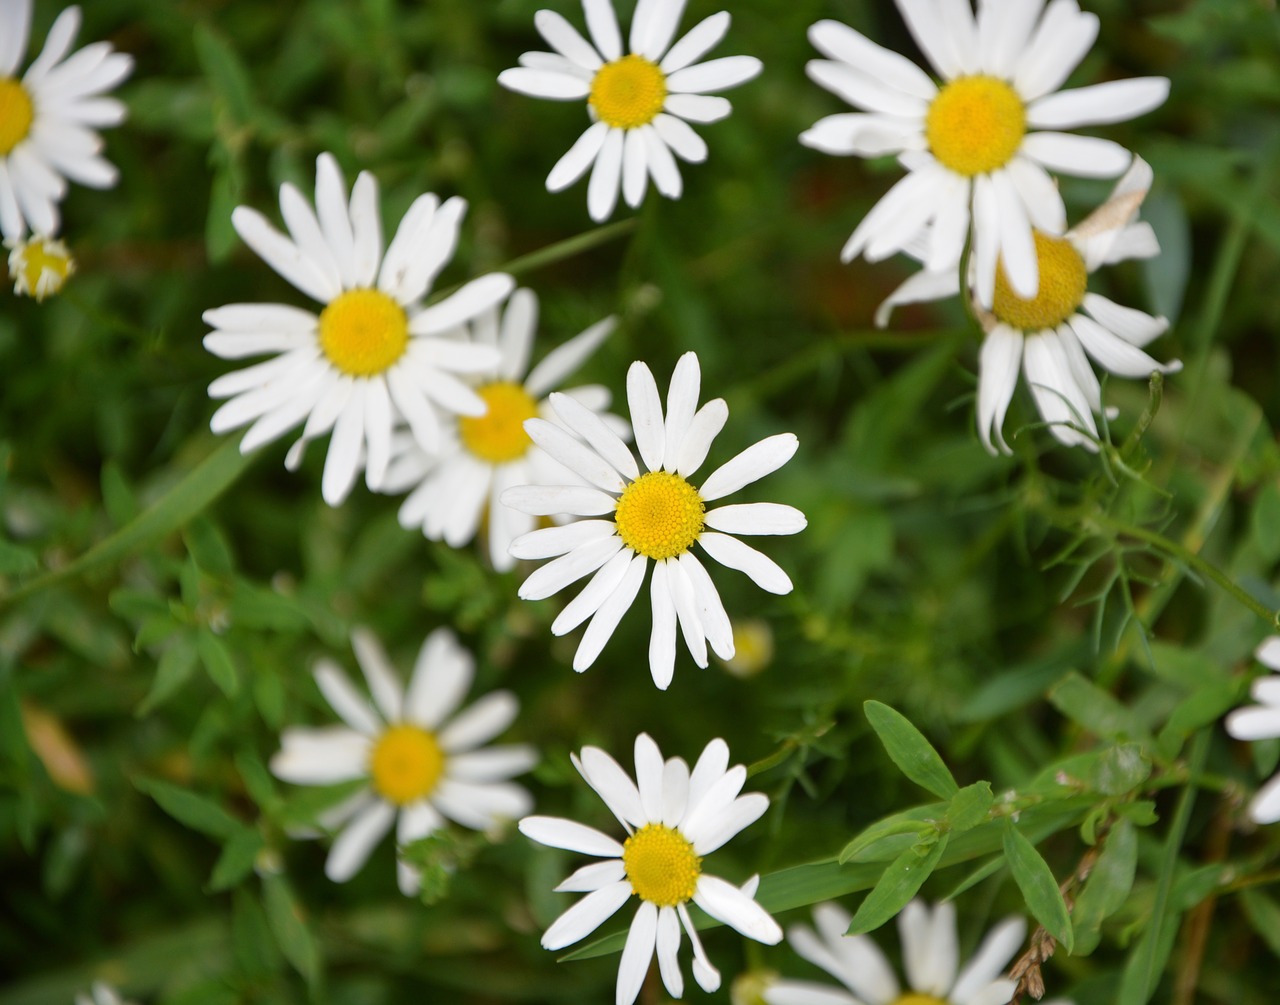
[
  {"x1": 204, "y1": 153, "x2": 512, "y2": 505},
  {"x1": 502, "y1": 350, "x2": 805, "y2": 689},
  {"x1": 520, "y1": 733, "x2": 782, "y2": 1005},
  {"x1": 270, "y1": 627, "x2": 536, "y2": 896},
  {"x1": 382, "y1": 288, "x2": 624, "y2": 572},
  {"x1": 498, "y1": 0, "x2": 762, "y2": 221},
  {"x1": 0, "y1": 1, "x2": 132, "y2": 240},
  {"x1": 7, "y1": 231, "x2": 73, "y2": 300},
  {"x1": 877, "y1": 156, "x2": 1179, "y2": 454},
  {"x1": 801, "y1": 1, "x2": 1168, "y2": 305},
  {"x1": 75, "y1": 983, "x2": 137, "y2": 1005},
  {"x1": 764, "y1": 900, "x2": 1030, "y2": 1005},
  {"x1": 1225, "y1": 636, "x2": 1280, "y2": 825}
]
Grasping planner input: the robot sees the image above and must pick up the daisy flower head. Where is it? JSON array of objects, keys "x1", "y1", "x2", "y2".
[
  {"x1": 801, "y1": 1, "x2": 1169, "y2": 305},
  {"x1": 502, "y1": 350, "x2": 806, "y2": 690},
  {"x1": 0, "y1": 1, "x2": 132, "y2": 240},
  {"x1": 270, "y1": 626, "x2": 536, "y2": 895},
  {"x1": 519, "y1": 733, "x2": 782, "y2": 1005},
  {"x1": 7, "y1": 231, "x2": 73, "y2": 300},
  {"x1": 764, "y1": 900, "x2": 1029, "y2": 1005},
  {"x1": 203, "y1": 153, "x2": 513, "y2": 506},
  {"x1": 877, "y1": 156, "x2": 1179, "y2": 454},
  {"x1": 497, "y1": 0, "x2": 762, "y2": 221},
  {"x1": 1224, "y1": 636, "x2": 1280, "y2": 825},
  {"x1": 381, "y1": 287, "x2": 624, "y2": 572}
]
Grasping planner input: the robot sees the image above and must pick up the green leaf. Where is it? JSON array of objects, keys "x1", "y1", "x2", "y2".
[
  {"x1": 100, "y1": 460, "x2": 140, "y2": 527},
  {"x1": 184, "y1": 518, "x2": 234, "y2": 577},
  {"x1": 0, "y1": 540, "x2": 38, "y2": 575},
  {"x1": 209, "y1": 827, "x2": 264, "y2": 892},
  {"x1": 946, "y1": 781, "x2": 994, "y2": 832},
  {"x1": 196, "y1": 629, "x2": 239, "y2": 697},
  {"x1": 1241, "y1": 888, "x2": 1280, "y2": 959},
  {"x1": 263, "y1": 872, "x2": 322, "y2": 988},
  {"x1": 1072, "y1": 820, "x2": 1138, "y2": 955},
  {"x1": 136, "y1": 777, "x2": 241, "y2": 840},
  {"x1": 840, "y1": 804, "x2": 943, "y2": 864},
  {"x1": 136, "y1": 638, "x2": 199, "y2": 716},
  {"x1": 1049, "y1": 672, "x2": 1150, "y2": 743},
  {"x1": 1089, "y1": 744, "x2": 1152, "y2": 797},
  {"x1": 193, "y1": 24, "x2": 257, "y2": 124},
  {"x1": 846, "y1": 833, "x2": 950, "y2": 936},
  {"x1": 233, "y1": 888, "x2": 281, "y2": 979},
  {"x1": 1003, "y1": 820, "x2": 1074, "y2": 953},
  {"x1": 864, "y1": 701, "x2": 959, "y2": 800}
]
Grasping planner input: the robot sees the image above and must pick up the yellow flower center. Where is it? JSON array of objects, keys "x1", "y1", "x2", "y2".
[
  {"x1": 318, "y1": 289, "x2": 409, "y2": 377},
  {"x1": 9, "y1": 236, "x2": 74, "y2": 302},
  {"x1": 622, "y1": 823, "x2": 701, "y2": 908},
  {"x1": 892, "y1": 997, "x2": 948, "y2": 1005},
  {"x1": 0, "y1": 78, "x2": 35, "y2": 155},
  {"x1": 369, "y1": 724, "x2": 445, "y2": 806},
  {"x1": 590, "y1": 55, "x2": 667, "y2": 130},
  {"x1": 925, "y1": 75, "x2": 1026, "y2": 177},
  {"x1": 614, "y1": 471, "x2": 705, "y2": 560},
  {"x1": 459, "y1": 381, "x2": 539, "y2": 464},
  {"x1": 991, "y1": 232, "x2": 1088, "y2": 332}
]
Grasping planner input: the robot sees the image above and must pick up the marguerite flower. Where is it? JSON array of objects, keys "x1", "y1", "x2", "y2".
[
  {"x1": 764, "y1": 900, "x2": 1028, "y2": 1005},
  {"x1": 1224, "y1": 636, "x2": 1280, "y2": 825},
  {"x1": 520, "y1": 733, "x2": 782, "y2": 1005},
  {"x1": 502, "y1": 351, "x2": 805, "y2": 689},
  {"x1": 270, "y1": 626, "x2": 536, "y2": 895},
  {"x1": 497, "y1": 0, "x2": 762, "y2": 221},
  {"x1": 0, "y1": 1, "x2": 132, "y2": 240},
  {"x1": 203, "y1": 153, "x2": 512, "y2": 505},
  {"x1": 877, "y1": 156, "x2": 1179, "y2": 453},
  {"x1": 381, "y1": 287, "x2": 624, "y2": 571},
  {"x1": 7, "y1": 231, "x2": 73, "y2": 300},
  {"x1": 801, "y1": 1, "x2": 1168, "y2": 304}
]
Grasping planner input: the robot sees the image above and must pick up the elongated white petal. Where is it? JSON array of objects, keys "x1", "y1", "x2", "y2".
[
  {"x1": 577, "y1": 745, "x2": 647, "y2": 828},
  {"x1": 585, "y1": 0, "x2": 623, "y2": 61},
  {"x1": 520, "y1": 815, "x2": 624, "y2": 857},
  {"x1": 503, "y1": 484, "x2": 619, "y2": 517},
  {"x1": 439, "y1": 691, "x2": 518, "y2": 752},
  {"x1": 535, "y1": 9, "x2": 603, "y2": 70},
  {"x1": 662, "y1": 12, "x2": 730, "y2": 74},
  {"x1": 588, "y1": 128, "x2": 625, "y2": 222},
  {"x1": 950, "y1": 916, "x2": 1027, "y2": 1003},
  {"x1": 618, "y1": 901, "x2": 659, "y2": 1005},
  {"x1": 976, "y1": 324, "x2": 1024, "y2": 455},
  {"x1": 693, "y1": 874, "x2": 781, "y2": 944},
  {"x1": 699, "y1": 433, "x2": 797, "y2": 501},
  {"x1": 547, "y1": 391, "x2": 639, "y2": 479},
  {"x1": 808, "y1": 19, "x2": 936, "y2": 101},
  {"x1": 326, "y1": 801, "x2": 395, "y2": 882},
  {"x1": 498, "y1": 66, "x2": 592, "y2": 100},
  {"x1": 627, "y1": 360, "x2": 667, "y2": 471},
  {"x1": 313, "y1": 658, "x2": 382, "y2": 735},
  {"x1": 351, "y1": 628, "x2": 403, "y2": 722},
  {"x1": 649, "y1": 561, "x2": 678, "y2": 690},
  {"x1": 697, "y1": 532, "x2": 792, "y2": 594},
  {"x1": 705, "y1": 503, "x2": 806, "y2": 536},
  {"x1": 574, "y1": 554, "x2": 647, "y2": 670},
  {"x1": 541, "y1": 881, "x2": 633, "y2": 950},
  {"x1": 527, "y1": 316, "x2": 618, "y2": 397},
  {"x1": 519, "y1": 534, "x2": 624, "y2": 601},
  {"x1": 556, "y1": 858, "x2": 628, "y2": 892},
  {"x1": 553, "y1": 548, "x2": 635, "y2": 635}
]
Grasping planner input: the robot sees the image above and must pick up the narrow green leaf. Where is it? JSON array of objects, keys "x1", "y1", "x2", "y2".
[
  {"x1": 136, "y1": 777, "x2": 240, "y2": 840},
  {"x1": 1072, "y1": 820, "x2": 1138, "y2": 955},
  {"x1": 840, "y1": 804, "x2": 942, "y2": 864},
  {"x1": 184, "y1": 518, "x2": 234, "y2": 577},
  {"x1": 0, "y1": 540, "x2": 38, "y2": 575},
  {"x1": 208, "y1": 827, "x2": 264, "y2": 892},
  {"x1": 864, "y1": 701, "x2": 959, "y2": 799},
  {"x1": 197, "y1": 630, "x2": 239, "y2": 697},
  {"x1": 1241, "y1": 888, "x2": 1280, "y2": 959},
  {"x1": 1049, "y1": 672, "x2": 1150, "y2": 742},
  {"x1": 193, "y1": 24, "x2": 256, "y2": 124},
  {"x1": 846, "y1": 833, "x2": 950, "y2": 936},
  {"x1": 946, "y1": 781, "x2": 994, "y2": 832},
  {"x1": 1089, "y1": 743, "x2": 1152, "y2": 797},
  {"x1": 263, "y1": 872, "x2": 322, "y2": 988},
  {"x1": 136, "y1": 639, "x2": 199, "y2": 716},
  {"x1": 100, "y1": 460, "x2": 140, "y2": 527},
  {"x1": 1003, "y1": 820, "x2": 1074, "y2": 953}
]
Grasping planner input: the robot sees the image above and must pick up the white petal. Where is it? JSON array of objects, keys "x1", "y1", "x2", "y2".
[
  {"x1": 804, "y1": 60, "x2": 929, "y2": 118},
  {"x1": 655, "y1": 905, "x2": 685, "y2": 999},
  {"x1": 270, "y1": 727, "x2": 368, "y2": 784},
  {"x1": 553, "y1": 548, "x2": 635, "y2": 635},
  {"x1": 577, "y1": 744, "x2": 647, "y2": 828},
  {"x1": 662, "y1": 352, "x2": 701, "y2": 466},
  {"x1": 631, "y1": 0, "x2": 687, "y2": 61},
  {"x1": 627, "y1": 360, "x2": 667, "y2": 471},
  {"x1": 649, "y1": 561, "x2": 678, "y2": 690},
  {"x1": 991, "y1": 169, "x2": 1038, "y2": 299},
  {"x1": 679, "y1": 903, "x2": 722, "y2": 991},
  {"x1": 664, "y1": 92, "x2": 732, "y2": 123},
  {"x1": 662, "y1": 757, "x2": 690, "y2": 827},
  {"x1": 697, "y1": 532, "x2": 793, "y2": 595},
  {"x1": 548, "y1": 121, "x2": 612, "y2": 192},
  {"x1": 573, "y1": 554, "x2": 647, "y2": 670},
  {"x1": 547, "y1": 390, "x2": 639, "y2": 479},
  {"x1": 1248, "y1": 772, "x2": 1280, "y2": 825},
  {"x1": 895, "y1": 0, "x2": 965, "y2": 78},
  {"x1": 326, "y1": 801, "x2": 395, "y2": 882},
  {"x1": 875, "y1": 267, "x2": 960, "y2": 328},
  {"x1": 584, "y1": 0, "x2": 624, "y2": 61},
  {"x1": 1012, "y1": 1, "x2": 1099, "y2": 102},
  {"x1": 667, "y1": 556, "x2": 707, "y2": 667},
  {"x1": 0, "y1": 0, "x2": 33, "y2": 77},
  {"x1": 412, "y1": 273, "x2": 515, "y2": 336},
  {"x1": 588, "y1": 128, "x2": 625, "y2": 222},
  {"x1": 351, "y1": 627, "x2": 404, "y2": 723},
  {"x1": 688, "y1": 792, "x2": 767, "y2": 854},
  {"x1": 321, "y1": 383, "x2": 366, "y2": 505},
  {"x1": 807, "y1": 19, "x2": 936, "y2": 101},
  {"x1": 1027, "y1": 78, "x2": 1170, "y2": 129},
  {"x1": 402, "y1": 627, "x2": 473, "y2": 729},
  {"x1": 692, "y1": 874, "x2": 781, "y2": 944},
  {"x1": 686, "y1": 738, "x2": 730, "y2": 814},
  {"x1": 1022, "y1": 332, "x2": 1098, "y2": 449},
  {"x1": 449, "y1": 745, "x2": 538, "y2": 782},
  {"x1": 653, "y1": 113, "x2": 707, "y2": 163},
  {"x1": 622, "y1": 126, "x2": 649, "y2": 209},
  {"x1": 1256, "y1": 638, "x2": 1280, "y2": 670},
  {"x1": 917, "y1": 900, "x2": 959, "y2": 996},
  {"x1": 661, "y1": 12, "x2": 730, "y2": 74},
  {"x1": 519, "y1": 815, "x2": 624, "y2": 857},
  {"x1": 666, "y1": 56, "x2": 761, "y2": 94},
  {"x1": 898, "y1": 900, "x2": 934, "y2": 993},
  {"x1": 438, "y1": 691, "x2": 519, "y2": 752},
  {"x1": 634, "y1": 732, "x2": 666, "y2": 822},
  {"x1": 1225, "y1": 706, "x2": 1280, "y2": 742},
  {"x1": 510, "y1": 519, "x2": 619, "y2": 560},
  {"x1": 1005, "y1": 157, "x2": 1067, "y2": 235},
  {"x1": 642, "y1": 125, "x2": 684, "y2": 198},
  {"x1": 518, "y1": 534, "x2": 624, "y2": 601},
  {"x1": 556, "y1": 858, "x2": 628, "y2": 892},
  {"x1": 762, "y1": 982, "x2": 861, "y2": 1005},
  {"x1": 535, "y1": 9, "x2": 603, "y2": 70},
  {"x1": 676, "y1": 399, "x2": 728, "y2": 477},
  {"x1": 617, "y1": 901, "x2": 659, "y2": 1005},
  {"x1": 541, "y1": 881, "x2": 633, "y2": 950},
  {"x1": 1069, "y1": 313, "x2": 1180, "y2": 379},
  {"x1": 799, "y1": 112, "x2": 922, "y2": 159},
  {"x1": 348, "y1": 170, "x2": 382, "y2": 288},
  {"x1": 230, "y1": 206, "x2": 336, "y2": 303},
  {"x1": 527, "y1": 316, "x2": 617, "y2": 396},
  {"x1": 527, "y1": 418, "x2": 628, "y2": 492},
  {"x1": 497, "y1": 66, "x2": 592, "y2": 100},
  {"x1": 503, "y1": 481, "x2": 620, "y2": 518},
  {"x1": 1080, "y1": 293, "x2": 1168, "y2": 348},
  {"x1": 313, "y1": 658, "x2": 382, "y2": 735},
  {"x1": 699, "y1": 433, "x2": 798, "y2": 501},
  {"x1": 977, "y1": 0, "x2": 1041, "y2": 79},
  {"x1": 976, "y1": 325, "x2": 1024, "y2": 455},
  {"x1": 951, "y1": 916, "x2": 1027, "y2": 1004},
  {"x1": 1021, "y1": 132, "x2": 1131, "y2": 179},
  {"x1": 704, "y1": 503, "x2": 805, "y2": 536},
  {"x1": 678, "y1": 552, "x2": 733, "y2": 660}
]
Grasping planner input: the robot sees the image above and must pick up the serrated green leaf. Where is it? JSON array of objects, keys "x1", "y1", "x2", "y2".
[
  {"x1": 209, "y1": 827, "x2": 264, "y2": 892},
  {"x1": 263, "y1": 872, "x2": 321, "y2": 988},
  {"x1": 1072, "y1": 820, "x2": 1138, "y2": 955},
  {"x1": 137, "y1": 639, "x2": 198, "y2": 716},
  {"x1": 946, "y1": 781, "x2": 994, "y2": 832},
  {"x1": 197, "y1": 629, "x2": 239, "y2": 697},
  {"x1": 864, "y1": 701, "x2": 958, "y2": 799},
  {"x1": 136, "y1": 777, "x2": 240, "y2": 840},
  {"x1": 845, "y1": 833, "x2": 949, "y2": 936},
  {"x1": 1003, "y1": 820, "x2": 1073, "y2": 952}
]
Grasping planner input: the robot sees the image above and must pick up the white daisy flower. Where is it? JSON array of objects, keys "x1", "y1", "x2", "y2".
[
  {"x1": 1224, "y1": 636, "x2": 1280, "y2": 825},
  {"x1": 381, "y1": 287, "x2": 625, "y2": 572},
  {"x1": 75, "y1": 983, "x2": 136, "y2": 1005},
  {"x1": 801, "y1": 1, "x2": 1169, "y2": 304},
  {"x1": 502, "y1": 350, "x2": 806, "y2": 690},
  {"x1": 764, "y1": 900, "x2": 1030, "y2": 1005},
  {"x1": 203, "y1": 153, "x2": 513, "y2": 505},
  {"x1": 7, "y1": 231, "x2": 73, "y2": 300},
  {"x1": 497, "y1": 0, "x2": 762, "y2": 221},
  {"x1": 520, "y1": 733, "x2": 782, "y2": 1005},
  {"x1": 0, "y1": 1, "x2": 132, "y2": 240},
  {"x1": 876, "y1": 156, "x2": 1179, "y2": 454},
  {"x1": 270, "y1": 626, "x2": 537, "y2": 895}
]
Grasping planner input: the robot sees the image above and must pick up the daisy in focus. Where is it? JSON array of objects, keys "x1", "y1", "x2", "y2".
[
  {"x1": 7, "y1": 231, "x2": 73, "y2": 300},
  {"x1": 1224, "y1": 636, "x2": 1280, "y2": 825},
  {"x1": 502, "y1": 350, "x2": 805, "y2": 689},
  {"x1": 764, "y1": 900, "x2": 1028, "y2": 1005},
  {"x1": 0, "y1": 1, "x2": 132, "y2": 240},
  {"x1": 498, "y1": 0, "x2": 762, "y2": 221},
  {"x1": 520, "y1": 733, "x2": 782, "y2": 1005},
  {"x1": 203, "y1": 153, "x2": 512, "y2": 505},
  {"x1": 877, "y1": 156, "x2": 1179, "y2": 454},
  {"x1": 801, "y1": 1, "x2": 1168, "y2": 304},
  {"x1": 270, "y1": 626, "x2": 536, "y2": 896},
  {"x1": 381, "y1": 287, "x2": 624, "y2": 572}
]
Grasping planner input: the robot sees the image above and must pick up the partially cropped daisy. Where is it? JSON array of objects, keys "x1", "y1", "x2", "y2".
[
  {"x1": 7, "y1": 231, "x2": 73, "y2": 300},
  {"x1": 520, "y1": 733, "x2": 782, "y2": 1005},
  {"x1": 270, "y1": 627, "x2": 536, "y2": 895},
  {"x1": 801, "y1": 2, "x2": 1168, "y2": 304},
  {"x1": 204, "y1": 153, "x2": 511, "y2": 505},
  {"x1": 381, "y1": 287, "x2": 624, "y2": 572},
  {"x1": 0, "y1": 1, "x2": 132, "y2": 240},
  {"x1": 1225, "y1": 636, "x2": 1280, "y2": 825},
  {"x1": 877, "y1": 156, "x2": 1179, "y2": 453},
  {"x1": 498, "y1": 0, "x2": 762, "y2": 221},
  {"x1": 75, "y1": 983, "x2": 137, "y2": 1005},
  {"x1": 764, "y1": 900, "x2": 1026, "y2": 1005},
  {"x1": 503, "y1": 351, "x2": 805, "y2": 689}
]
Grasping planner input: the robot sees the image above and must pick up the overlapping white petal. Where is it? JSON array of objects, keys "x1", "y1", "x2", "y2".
[{"x1": 1225, "y1": 636, "x2": 1280, "y2": 825}]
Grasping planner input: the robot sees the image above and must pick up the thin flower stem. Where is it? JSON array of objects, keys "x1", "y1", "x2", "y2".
[
  {"x1": 499, "y1": 219, "x2": 638, "y2": 279},
  {"x1": 62, "y1": 289, "x2": 160, "y2": 343}
]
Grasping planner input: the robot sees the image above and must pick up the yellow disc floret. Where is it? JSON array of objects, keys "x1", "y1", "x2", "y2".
[
  {"x1": 590, "y1": 55, "x2": 667, "y2": 130},
  {"x1": 369, "y1": 724, "x2": 445, "y2": 805},
  {"x1": 614, "y1": 471, "x2": 705, "y2": 560},
  {"x1": 925, "y1": 75, "x2": 1026, "y2": 177},
  {"x1": 0, "y1": 79, "x2": 34, "y2": 155},
  {"x1": 459, "y1": 381, "x2": 539, "y2": 464},
  {"x1": 892, "y1": 996, "x2": 948, "y2": 1005},
  {"x1": 318, "y1": 289, "x2": 410, "y2": 377},
  {"x1": 8, "y1": 236, "x2": 74, "y2": 302},
  {"x1": 622, "y1": 823, "x2": 701, "y2": 907},
  {"x1": 991, "y1": 232, "x2": 1088, "y2": 332}
]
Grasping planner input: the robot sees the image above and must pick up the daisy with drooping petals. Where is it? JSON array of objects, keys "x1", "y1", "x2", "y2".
[
  {"x1": 7, "y1": 231, "x2": 73, "y2": 300},
  {"x1": 520, "y1": 733, "x2": 782, "y2": 1005},
  {"x1": 0, "y1": 1, "x2": 132, "y2": 240},
  {"x1": 764, "y1": 900, "x2": 1032, "y2": 1005},
  {"x1": 1225, "y1": 636, "x2": 1280, "y2": 825},
  {"x1": 498, "y1": 0, "x2": 762, "y2": 221},
  {"x1": 381, "y1": 287, "x2": 625, "y2": 572},
  {"x1": 502, "y1": 351, "x2": 806, "y2": 689},
  {"x1": 801, "y1": 1, "x2": 1168, "y2": 304},
  {"x1": 270, "y1": 627, "x2": 536, "y2": 896},
  {"x1": 203, "y1": 153, "x2": 513, "y2": 505},
  {"x1": 877, "y1": 156, "x2": 1179, "y2": 454}
]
